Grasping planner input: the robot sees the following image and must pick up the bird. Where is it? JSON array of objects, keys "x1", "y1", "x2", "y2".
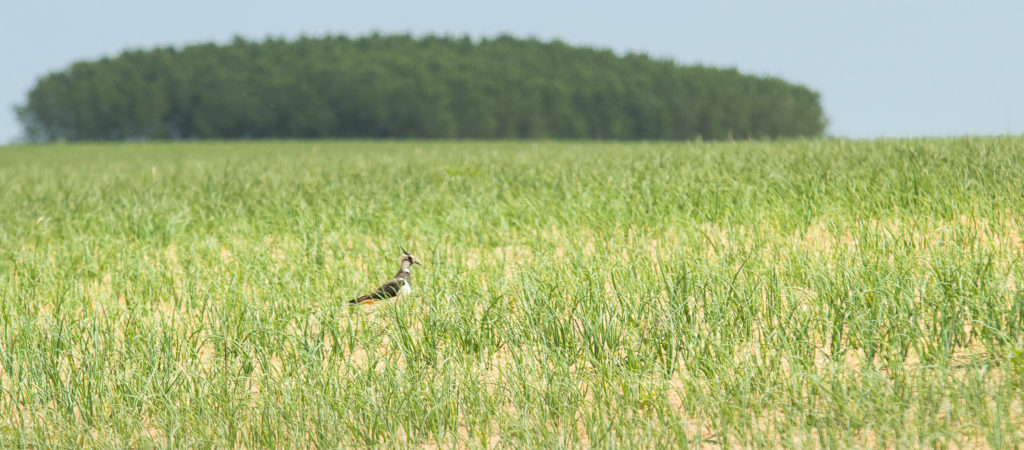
[{"x1": 350, "y1": 248, "x2": 422, "y2": 305}]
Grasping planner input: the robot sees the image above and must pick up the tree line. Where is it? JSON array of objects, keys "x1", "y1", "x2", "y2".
[{"x1": 16, "y1": 34, "x2": 827, "y2": 141}]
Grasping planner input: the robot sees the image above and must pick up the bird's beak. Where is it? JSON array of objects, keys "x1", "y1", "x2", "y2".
[{"x1": 414, "y1": 260, "x2": 422, "y2": 265}]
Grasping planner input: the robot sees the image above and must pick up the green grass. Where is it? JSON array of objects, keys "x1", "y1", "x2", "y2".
[{"x1": 1, "y1": 138, "x2": 1023, "y2": 447}]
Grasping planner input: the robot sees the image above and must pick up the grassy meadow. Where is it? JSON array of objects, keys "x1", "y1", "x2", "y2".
[{"x1": 1, "y1": 138, "x2": 1023, "y2": 447}]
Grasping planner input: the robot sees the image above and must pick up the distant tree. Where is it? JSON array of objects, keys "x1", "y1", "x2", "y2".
[{"x1": 16, "y1": 34, "x2": 827, "y2": 141}]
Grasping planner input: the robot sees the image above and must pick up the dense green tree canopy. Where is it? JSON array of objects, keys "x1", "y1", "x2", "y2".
[{"x1": 17, "y1": 34, "x2": 827, "y2": 141}]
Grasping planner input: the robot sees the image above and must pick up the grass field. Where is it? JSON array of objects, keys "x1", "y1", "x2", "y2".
[{"x1": 1, "y1": 138, "x2": 1023, "y2": 447}]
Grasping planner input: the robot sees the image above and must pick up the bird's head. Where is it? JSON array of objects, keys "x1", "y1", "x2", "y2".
[{"x1": 400, "y1": 247, "x2": 422, "y2": 266}]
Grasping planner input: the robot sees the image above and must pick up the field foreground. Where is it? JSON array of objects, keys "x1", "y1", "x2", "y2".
[{"x1": 1, "y1": 139, "x2": 1023, "y2": 447}]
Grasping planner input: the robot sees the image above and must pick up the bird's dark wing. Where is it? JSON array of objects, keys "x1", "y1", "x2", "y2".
[{"x1": 350, "y1": 278, "x2": 403, "y2": 304}]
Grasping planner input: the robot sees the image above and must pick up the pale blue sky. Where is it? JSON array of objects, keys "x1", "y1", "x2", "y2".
[{"x1": 2, "y1": 0, "x2": 1022, "y2": 143}]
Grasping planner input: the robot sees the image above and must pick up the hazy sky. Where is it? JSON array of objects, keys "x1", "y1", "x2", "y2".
[{"x1": 2, "y1": 0, "x2": 1022, "y2": 143}]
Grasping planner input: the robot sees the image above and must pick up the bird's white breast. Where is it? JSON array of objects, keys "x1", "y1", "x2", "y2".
[{"x1": 399, "y1": 283, "x2": 411, "y2": 297}]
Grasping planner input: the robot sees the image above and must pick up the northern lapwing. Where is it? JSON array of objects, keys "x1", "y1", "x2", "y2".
[{"x1": 350, "y1": 248, "x2": 422, "y2": 305}]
